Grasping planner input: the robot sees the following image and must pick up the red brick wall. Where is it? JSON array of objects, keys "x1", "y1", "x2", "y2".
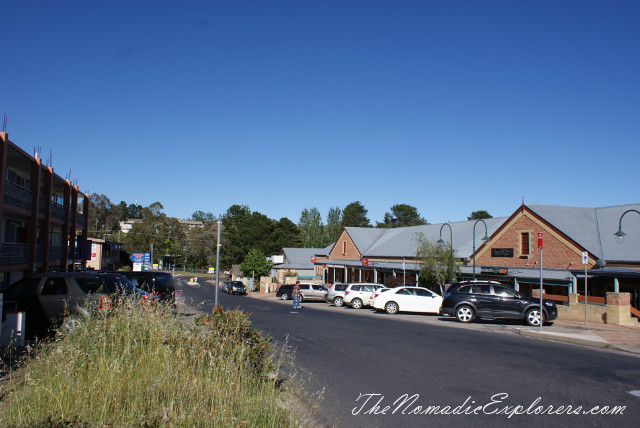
[
  {"x1": 476, "y1": 213, "x2": 594, "y2": 270},
  {"x1": 329, "y1": 231, "x2": 361, "y2": 260}
]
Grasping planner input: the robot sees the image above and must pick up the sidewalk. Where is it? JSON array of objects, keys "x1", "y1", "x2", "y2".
[
  {"x1": 244, "y1": 288, "x2": 640, "y2": 356},
  {"x1": 515, "y1": 319, "x2": 640, "y2": 355}
]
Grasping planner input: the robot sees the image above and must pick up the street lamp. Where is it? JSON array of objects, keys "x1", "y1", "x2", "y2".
[
  {"x1": 438, "y1": 223, "x2": 453, "y2": 284},
  {"x1": 472, "y1": 219, "x2": 490, "y2": 280},
  {"x1": 614, "y1": 209, "x2": 640, "y2": 242}
]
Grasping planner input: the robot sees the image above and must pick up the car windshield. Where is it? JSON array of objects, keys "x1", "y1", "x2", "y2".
[
  {"x1": 155, "y1": 273, "x2": 174, "y2": 289},
  {"x1": 104, "y1": 274, "x2": 139, "y2": 295},
  {"x1": 76, "y1": 276, "x2": 108, "y2": 294}
]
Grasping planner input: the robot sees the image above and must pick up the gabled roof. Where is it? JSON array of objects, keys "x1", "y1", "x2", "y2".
[
  {"x1": 333, "y1": 219, "x2": 508, "y2": 259},
  {"x1": 527, "y1": 203, "x2": 640, "y2": 262},
  {"x1": 275, "y1": 246, "x2": 331, "y2": 270},
  {"x1": 343, "y1": 227, "x2": 386, "y2": 254}
]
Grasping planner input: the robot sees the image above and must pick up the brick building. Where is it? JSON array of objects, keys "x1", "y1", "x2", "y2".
[
  {"x1": 314, "y1": 203, "x2": 640, "y2": 315},
  {"x1": 0, "y1": 132, "x2": 89, "y2": 289}
]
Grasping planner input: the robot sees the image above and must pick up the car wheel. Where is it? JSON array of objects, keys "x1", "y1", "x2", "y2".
[
  {"x1": 61, "y1": 314, "x2": 85, "y2": 332},
  {"x1": 281, "y1": 293, "x2": 289, "y2": 300},
  {"x1": 333, "y1": 296, "x2": 344, "y2": 307},
  {"x1": 351, "y1": 298, "x2": 363, "y2": 309},
  {"x1": 385, "y1": 301, "x2": 399, "y2": 314},
  {"x1": 525, "y1": 308, "x2": 543, "y2": 327},
  {"x1": 455, "y1": 305, "x2": 474, "y2": 323}
]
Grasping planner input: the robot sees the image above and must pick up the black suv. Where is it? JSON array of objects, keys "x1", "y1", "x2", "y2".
[
  {"x1": 115, "y1": 271, "x2": 175, "y2": 303},
  {"x1": 225, "y1": 281, "x2": 247, "y2": 295},
  {"x1": 275, "y1": 284, "x2": 294, "y2": 300},
  {"x1": 441, "y1": 281, "x2": 558, "y2": 326}
]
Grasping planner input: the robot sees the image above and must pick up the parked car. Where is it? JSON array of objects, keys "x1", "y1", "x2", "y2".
[
  {"x1": 115, "y1": 271, "x2": 175, "y2": 303},
  {"x1": 343, "y1": 283, "x2": 386, "y2": 309},
  {"x1": 276, "y1": 284, "x2": 294, "y2": 300},
  {"x1": 275, "y1": 282, "x2": 328, "y2": 301},
  {"x1": 298, "y1": 282, "x2": 328, "y2": 302},
  {"x1": 441, "y1": 281, "x2": 558, "y2": 326},
  {"x1": 226, "y1": 281, "x2": 247, "y2": 295},
  {"x1": 3, "y1": 272, "x2": 147, "y2": 336},
  {"x1": 372, "y1": 286, "x2": 443, "y2": 314},
  {"x1": 325, "y1": 283, "x2": 348, "y2": 307}
]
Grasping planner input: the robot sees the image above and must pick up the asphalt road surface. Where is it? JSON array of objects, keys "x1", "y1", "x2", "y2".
[{"x1": 180, "y1": 280, "x2": 640, "y2": 428}]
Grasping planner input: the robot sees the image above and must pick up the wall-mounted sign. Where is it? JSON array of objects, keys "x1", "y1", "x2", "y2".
[
  {"x1": 362, "y1": 258, "x2": 369, "y2": 266},
  {"x1": 491, "y1": 248, "x2": 514, "y2": 258},
  {"x1": 481, "y1": 267, "x2": 509, "y2": 275}
]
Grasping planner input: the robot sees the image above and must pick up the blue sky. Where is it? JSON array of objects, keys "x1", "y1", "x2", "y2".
[{"x1": 3, "y1": 1, "x2": 639, "y2": 225}]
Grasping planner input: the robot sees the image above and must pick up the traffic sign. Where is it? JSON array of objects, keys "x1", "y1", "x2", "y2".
[
  {"x1": 582, "y1": 251, "x2": 588, "y2": 265},
  {"x1": 537, "y1": 232, "x2": 543, "y2": 249}
]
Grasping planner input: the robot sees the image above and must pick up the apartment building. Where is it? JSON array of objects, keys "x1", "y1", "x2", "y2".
[{"x1": 0, "y1": 132, "x2": 89, "y2": 289}]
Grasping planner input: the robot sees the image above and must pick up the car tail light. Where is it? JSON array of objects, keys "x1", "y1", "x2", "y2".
[{"x1": 98, "y1": 296, "x2": 112, "y2": 311}]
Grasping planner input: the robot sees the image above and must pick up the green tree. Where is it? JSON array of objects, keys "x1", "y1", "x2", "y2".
[
  {"x1": 299, "y1": 207, "x2": 325, "y2": 247},
  {"x1": 377, "y1": 204, "x2": 426, "y2": 228},
  {"x1": 325, "y1": 206, "x2": 343, "y2": 244},
  {"x1": 240, "y1": 248, "x2": 272, "y2": 278},
  {"x1": 127, "y1": 203, "x2": 142, "y2": 219},
  {"x1": 221, "y1": 205, "x2": 278, "y2": 267},
  {"x1": 273, "y1": 217, "x2": 301, "y2": 250},
  {"x1": 468, "y1": 210, "x2": 493, "y2": 220},
  {"x1": 88, "y1": 193, "x2": 122, "y2": 239},
  {"x1": 342, "y1": 201, "x2": 370, "y2": 227},
  {"x1": 191, "y1": 210, "x2": 216, "y2": 224},
  {"x1": 415, "y1": 233, "x2": 460, "y2": 291}
]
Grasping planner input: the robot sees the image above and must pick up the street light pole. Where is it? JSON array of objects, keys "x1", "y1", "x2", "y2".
[
  {"x1": 438, "y1": 223, "x2": 453, "y2": 284},
  {"x1": 614, "y1": 209, "x2": 640, "y2": 240},
  {"x1": 472, "y1": 219, "x2": 490, "y2": 280},
  {"x1": 214, "y1": 219, "x2": 221, "y2": 307}
]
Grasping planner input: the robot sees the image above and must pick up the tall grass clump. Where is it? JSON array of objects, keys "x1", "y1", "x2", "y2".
[{"x1": 0, "y1": 299, "x2": 297, "y2": 427}]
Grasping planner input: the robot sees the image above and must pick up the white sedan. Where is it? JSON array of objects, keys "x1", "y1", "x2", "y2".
[{"x1": 372, "y1": 286, "x2": 443, "y2": 315}]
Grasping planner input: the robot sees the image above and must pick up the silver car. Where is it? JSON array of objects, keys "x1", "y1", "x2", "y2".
[
  {"x1": 298, "y1": 282, "x2": 329, "y2": 302},
  {"x1": 325, "y1": 282, "x2": 349, "y2": 306}
]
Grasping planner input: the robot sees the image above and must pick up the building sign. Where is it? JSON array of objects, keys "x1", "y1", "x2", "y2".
[
  {"x1": 130, "y1": 252, "x2": 151, "y2": 271},
  {"x1": 362, "y1": 258, "x2": 369, "y2": 266},
  {"x1": 491, "y1": 248, "x2": 514, "y2": 258},
  {"x1": 481, "y1": 267, "x2": 509, "y2": 275},
  {"x1": 311, "y1": 256, "x2": 316, "y2": 263}
]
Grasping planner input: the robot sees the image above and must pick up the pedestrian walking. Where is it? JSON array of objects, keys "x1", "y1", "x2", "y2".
[{"x1": 292, "y1": 281, "x2": 301, "y2": 309}]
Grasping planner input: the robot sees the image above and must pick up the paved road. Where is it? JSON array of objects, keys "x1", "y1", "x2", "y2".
[{"x1": 180, "y1": 280, "x2": 640, "y2": 428}]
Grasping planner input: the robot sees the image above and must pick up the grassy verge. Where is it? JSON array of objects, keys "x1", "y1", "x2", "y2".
[{"x1": 0, "y1": 300, "x2": 299, "y2": 427}]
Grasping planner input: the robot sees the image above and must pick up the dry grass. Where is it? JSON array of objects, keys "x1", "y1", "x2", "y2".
[{"x1": 0, "y1": 299, "x2": 301, "y2": 427}]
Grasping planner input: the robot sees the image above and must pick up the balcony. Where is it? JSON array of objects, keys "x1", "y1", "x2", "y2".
[
  {"x1": 3, "y1": 180, "x2": 32, "y2": 210},
  {"x1": 48, "y1": 245, "x2": 64, "y2": 261},
  {"x1": 0, "y1": 243, "x2": 30, "y2": 265},
  {"x1": 51, "y1": 201, "x2": 65, "y2": 220}
]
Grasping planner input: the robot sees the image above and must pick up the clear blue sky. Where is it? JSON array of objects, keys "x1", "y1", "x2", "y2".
[{"x1": 3, "y1": 0, "x2": 639, "y2": 225}]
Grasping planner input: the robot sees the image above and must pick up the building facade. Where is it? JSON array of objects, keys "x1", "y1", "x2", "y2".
[
  {"x1": 313, "y1": 203, "x2": 640, "y2": 315},
  {"x1": 0, "y1": 132, "x2": 89, "y2": 289}
]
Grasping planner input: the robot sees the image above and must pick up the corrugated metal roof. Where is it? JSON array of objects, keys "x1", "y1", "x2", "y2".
[
  {"x1": 344, "y1": 227, "x2": 386, "y2": 253},
  {"x1": 527, "y1": 203, "x2": 640, "y2": 262},
  {"x1": 362, "y1": 217, "x2": 508, "y2": 259}
]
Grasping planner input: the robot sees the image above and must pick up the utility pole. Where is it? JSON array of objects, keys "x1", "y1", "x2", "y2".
[{"x1": 214, "y1": 220, "x2": 221, "y2": 307}]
